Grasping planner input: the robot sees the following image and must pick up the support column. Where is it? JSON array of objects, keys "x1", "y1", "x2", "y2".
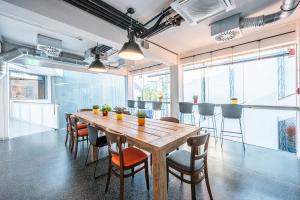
[
  {"x1": 170, "y1": 63, "x2": 183, "y2": 118},
  {"x1": 0, "y1": 63, "x2": 9, "y2": 140},
  {"x1": 296, "y1": 21, "x2": 300, "y2": 159}
]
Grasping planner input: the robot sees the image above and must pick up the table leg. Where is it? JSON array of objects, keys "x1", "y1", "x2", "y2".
[
  {"x1": 152, "y1": 151, "x2": 167, "y2": 200},
  {"x1": 90, "y1": 146, "x2": 98, "y2": 162}
]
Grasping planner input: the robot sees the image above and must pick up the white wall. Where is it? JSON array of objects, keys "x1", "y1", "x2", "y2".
[
  {"x1": 170, "y1": 64, "x2": 183, "y2": 118},
  {"x1": 0, "y1": 63, "x2": 9, "y2": 140}
]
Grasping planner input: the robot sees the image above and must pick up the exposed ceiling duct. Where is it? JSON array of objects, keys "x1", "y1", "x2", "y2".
[
  {"x1": 37, "y1": 34, "x2": 62, "y2": 57},
  {"x1": 211, "y1": 0, "x2": 300, "y2": 42}
]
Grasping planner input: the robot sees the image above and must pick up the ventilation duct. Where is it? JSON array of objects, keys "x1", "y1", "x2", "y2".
[
  {"x1": 211, "y1": 0, "x2": 300, "y2": 42},
  {"x1": 0, "y1": 64, "x2": 6, "y2": 79},
  {"x1": 37, "y1": 34, "x2": 62, "y2": 57},
  {"x1": 171, "y1": 0, "x2": 236, "y2": 25}
]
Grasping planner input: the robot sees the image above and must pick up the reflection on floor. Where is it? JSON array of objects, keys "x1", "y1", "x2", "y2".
[
  {"x1": 0, "y1": 130, "x2": 299, "y2": 200},
  {"x1": 9, "y1": 119, "x2": 54, "y2": 138}
]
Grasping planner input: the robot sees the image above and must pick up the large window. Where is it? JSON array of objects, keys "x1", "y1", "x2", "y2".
[
  {"x1": 54, "y1": 70, "x2": 126, "y2": 128},
  {"x1": 10, "y1": 71, "x2": 47, "y2": 100},
  {"x1": 183, "y1": 45, "x2": 297, "y2": 152},
  {"x1": 133, "y1": 68, "x2": 171, "y2": 116}
]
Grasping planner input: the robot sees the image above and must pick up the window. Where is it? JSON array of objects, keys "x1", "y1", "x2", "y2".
[
  {"x1": 183, "y1": 45, "x2": 297, "y2": 152},
  {"x1": 10, "y1": 71, "x2": 47, "y2": 100}
]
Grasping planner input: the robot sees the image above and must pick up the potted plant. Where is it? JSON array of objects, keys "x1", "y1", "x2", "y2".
[
  {"x1": 114, "y1": 106, "x2": 126, "y2": 120},
  {"x1": 137, "y1": 111, "x2": 146, "y2": 126},
  {"x1": 101, "y1": 104, "x2": 112, "y2": 116},
  {"x1": 193, "y1": 95, "x2": 199, "y2": 104},
  {"x1": 231, "y1": 98, "x2": 238, "y2": 104},
  {"x1": 92, "y1": 105, "x2": 100, "y2": 115}
]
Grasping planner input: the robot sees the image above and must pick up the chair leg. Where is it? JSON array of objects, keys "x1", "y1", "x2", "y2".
[
  {"x1": 93, "y1": 157, "x2": 99, "y2": 179},
  {"x1": 69, "y1": 134, "x2": 73, "y2": 151},
  {"x1": 65, "y1": 131, "x2": 69, "y2": 146},
  {"x1": 204, "y1": 164, "x2": 213, "y2": 200},
  {"x1": 213, "y1": 116, "x2": 218, "y2": 143},
  {"x1": 144, "y1": 160, "x2": 150, "y2": 191},
  {"x1": 131, "y1": 167, "x2": 135, "y2": 180},
  {"x1": 191, "y1": 174, "x2": 196, "y2": 200},
  {"x1": 221, "y1": 118, "x2": 224, "y2": 148},
  {"x1": 105, "y1": 159, "x2": 112, "y2": 192},
  {"x1": 166, "y1": 164, "x2": 169, "y2": 190},
  {"x1": 239, "y1": 119, "x2": 245, "y2": 151},
  {"x1": 85, "y1": 144, "x2": 91, "y2": 166},
  {"x1": 120, "y1": 172, "x2": 124, "y2": 200},
  {"x1": 73, "y1": 138, "x2": 78, "y2": 159}
]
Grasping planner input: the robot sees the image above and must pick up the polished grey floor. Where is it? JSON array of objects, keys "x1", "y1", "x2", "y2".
[{"x1": 0, "y1": 130, "x2": 299, "y2": 200}]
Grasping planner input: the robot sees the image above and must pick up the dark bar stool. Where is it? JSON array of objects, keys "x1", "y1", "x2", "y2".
[
  {"x1": 152, "y1": 101, "x2": 163, "y2": 119},
  {"x1": 198, "y1": 103, "x2": 218, "y2": 143},
  {"x1": 105, "y1": 128, "x2": 149, "y2": 200},
  {"x1": 85, "y1": 125, "x2": 108, "y2": 179},
  {"x1": 179, "y1": 102, "x2": 195, "y2": 125},
  {"x1": 220, "y1": 104, "x2": 245, "y2": 150},
  {"x1": 167, "y1": 133, "x2": 213, "y2": 200},
  {"x1": 137, "y1": 100, "x2": 146, "y2": 110},
  {"x1": 127, "y1": 100, "x2": 135, "y2": 114}
]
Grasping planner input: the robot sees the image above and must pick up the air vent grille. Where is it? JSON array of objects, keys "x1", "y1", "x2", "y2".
[{"x1": 171, "y1": 0, "x2": 236, "y2": 25}]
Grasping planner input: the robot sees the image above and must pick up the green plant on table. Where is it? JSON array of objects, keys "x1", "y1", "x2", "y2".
[
  {"x1": 137, "y1": 111, "x2": 147, "y2": 118},
  {"x1": 92, "y1": 105, "x2": 100, "y2": 109},
  {"x1": 101, "y1": 104, "x2": 112, "y2": 112}
]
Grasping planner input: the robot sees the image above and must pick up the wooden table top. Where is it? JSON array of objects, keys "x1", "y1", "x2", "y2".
[{"x1": 74, "y1": 111, "x2": 200, "y2": 152}]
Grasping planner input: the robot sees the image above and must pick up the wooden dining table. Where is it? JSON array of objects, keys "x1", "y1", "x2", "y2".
[{"x1": 73, "y1": 111, "x2": 200, "y2": 200}]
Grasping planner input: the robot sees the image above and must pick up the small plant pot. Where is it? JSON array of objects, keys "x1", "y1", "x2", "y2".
[
  {"x1": 138, "y1": 117, "x2": 145, "y2": 126},
  {"x1": 193, "y1": 99, "x2": 198, "y2": 104},
  {"x1": 116, "y1": 113, "x2": 123, "y2": 120},
  {"x1": 102, "y1": 111, "x2": 108, "y2": 116},
  {"x1": 231, "y1": 98, "x2": 238, "y2": 104},
  {"x1": 93, "y1": 109, "x2": 100, "y2": 115}
]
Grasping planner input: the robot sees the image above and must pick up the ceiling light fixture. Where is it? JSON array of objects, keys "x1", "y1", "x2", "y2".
[
  {"x1": 118, "y1": 8, "x2": 144, "y2": 61},
  {"x1": 88, "y1": 46, "x2": 107, "y2": 73}
]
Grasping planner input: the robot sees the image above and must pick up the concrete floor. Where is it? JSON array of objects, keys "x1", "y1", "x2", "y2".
[
  {"x1": 9, "y1": 119, "x2": 54, "y2": 138},
  {"x1": 0, "y1": 130, "x2": 299, "y2": 200}
]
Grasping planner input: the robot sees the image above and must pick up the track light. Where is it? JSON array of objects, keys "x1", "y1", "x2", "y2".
[{"x1": 88, "y1": 46, "x2": 107, "y2": 73}]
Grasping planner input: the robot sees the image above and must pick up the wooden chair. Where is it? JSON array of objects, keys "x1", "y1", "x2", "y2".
[
  {"x1": 70, "y1": 116, "x2": 89, "y2": 159},
  {"x1": 105, "y1": 128, "x2": 149, "y2": 200},
  {"x1": 79, "y1": 108, "x2": 92, "y2": 112},
  {"x1": 167, "y1": 133, "x2": 213, "y2": 200},
  {"x1": 160, "y1": 117, "x2": 180, "y2": 123},
  {"x1": 65, "y1": 113, "x2": 87, "y2": 151},
  {"x1": 85, "y1": 125, "x2": 108, "y2": 179}
]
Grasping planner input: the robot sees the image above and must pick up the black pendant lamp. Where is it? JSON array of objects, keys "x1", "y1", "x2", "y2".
[
  {"x1": 118, "y1": 8, "x2": 144, "y2": 61},
  {"x1": 88, "y1": 46, "x2": 107, "y2": 73}
]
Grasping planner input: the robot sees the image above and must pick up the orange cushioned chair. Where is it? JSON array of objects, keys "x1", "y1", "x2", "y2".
[
  {"x1": 70, "y1": 116, "x2": 89, "y2": 159},
  {"x1": 105, "y1": 128, "x2": 149, "y2": 200}
]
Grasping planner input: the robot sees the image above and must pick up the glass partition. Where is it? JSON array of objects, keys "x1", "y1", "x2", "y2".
[
  {"x1": 53, "y1": 70, "x2": 126, "y2": 129},
  {"x1": 183, "y1": 45, "x2": 298, "y2": 153}
]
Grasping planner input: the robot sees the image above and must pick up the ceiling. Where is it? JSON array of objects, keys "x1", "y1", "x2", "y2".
[{"x1": 1, "y1": 0, "x2": 300, "y2": 66}]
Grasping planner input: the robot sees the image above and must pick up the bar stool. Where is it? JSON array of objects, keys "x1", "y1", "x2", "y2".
[
  {"x1": 220, "y1": 104, "x2": 245, "y2": 150},
  {"x1": 127, "y1": 100, "x2": 136, "y2": 114},
  {"x1": 137, "y1": 101, "x2": 146, "y2": 110},
  {"x1": 85, "y1": 125, "x2": 108, "y2": 179},
  {"x1": 152, "y1": 101, "x2": 163, "y2": 119},
  {"x1": 179, "y1": 102, "x2": 195, "y2": 125},
  {"x1": 198, "y1": 103, "x2": 218, "y2": 143}
]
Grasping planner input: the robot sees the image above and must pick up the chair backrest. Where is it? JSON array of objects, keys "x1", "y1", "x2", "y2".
[
  {"x1": 160, "y1": 117, "x2": 179, "y2": 123},
  {"x1": 105, "y1": 128, "x2": 127, "y2": 169},
  {"x1": 70, "y1": 115, "x2": 79, "y2": 136},
  {"x1": 88, "y1": 125, "x2": 98, "y2": 146},
  {"x1": 187, "y1": 133, "x2": 210, "y2": 171},
  {"x1": 179, "y1": 102, "x2": 193, "y2": 113},
  {"x1": 152, "y1": 101, "x2": 163, "y2": 111},
  {"x1": 137, "y1": 101, "x2": 146, "y2": 109},
  {"x1": 64, "y1": 113, "x2": 72, "y2": 133},
  {"x1": 79, "y1": 108, "x2": 92, "y2": 112},
  {"x1": 198, "y1": 103, "x2": 215, "y2": 116},
  {"x1": 221, "y1": 104, "x2": 242, "y2": 119},
  {"x1": 128, "y1": 100, "x2": 135, "y2": 108}
]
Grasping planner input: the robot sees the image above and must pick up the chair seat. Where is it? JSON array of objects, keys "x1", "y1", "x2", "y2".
[
  {"x1": 74, "y1": 128, "x2": 88, "y2": 137},
  {"x1": 167, "y1": 150, "x2": 204, "y2": 171},
  {"x1": 77, "y1": 122, "x2": 87, "y2": 129},
  {"x1": 112, "y1": 147, "x2": 148, "y2": 168}
]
